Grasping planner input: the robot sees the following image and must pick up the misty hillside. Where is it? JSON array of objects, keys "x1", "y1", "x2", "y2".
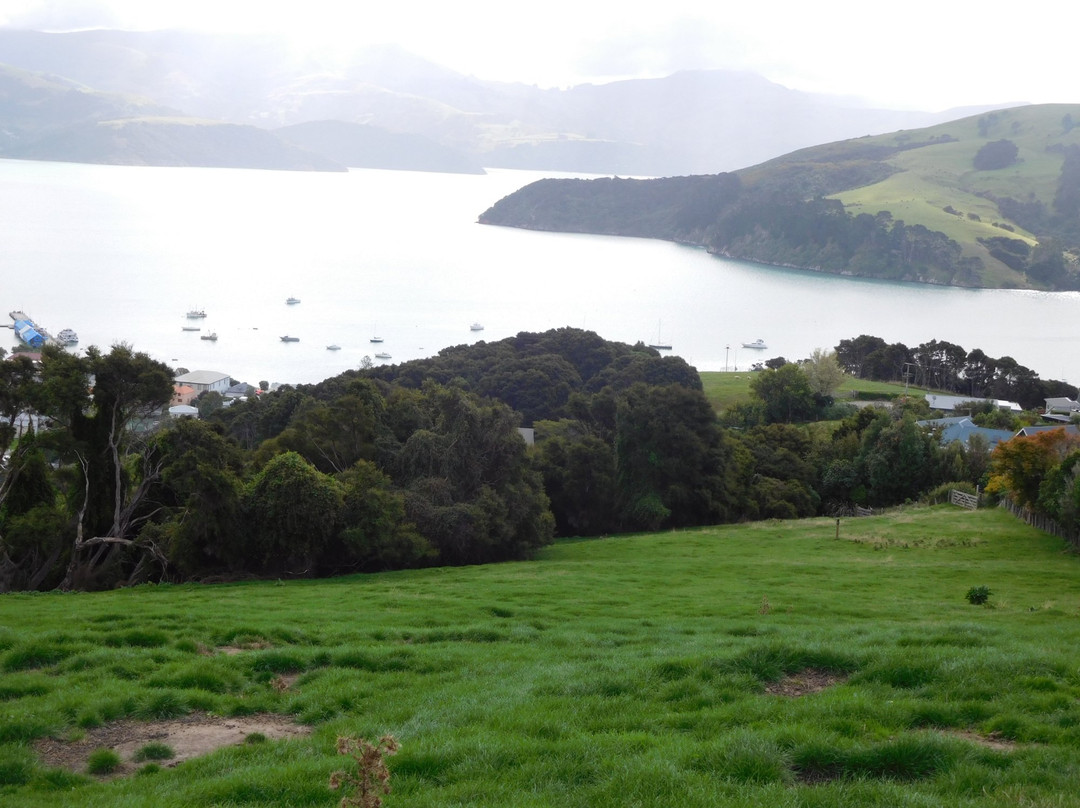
[
  {"x1": 0, "y1": 29, "x2": 1018, "y2": 176},
  {"x1": 480, "y1": 104, "x2": 1080, "y2": 290}
]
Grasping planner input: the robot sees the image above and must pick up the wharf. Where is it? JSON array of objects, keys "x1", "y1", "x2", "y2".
[{"x1": 8, "y1": 310, "x2": 56, "y2": 348}]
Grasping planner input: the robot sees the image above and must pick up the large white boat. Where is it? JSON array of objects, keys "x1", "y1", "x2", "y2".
[
  {"x1": 56, "y1": 328, "x2": 79, "y2": 345},
  {"x1": 742, "y1": 339, "x2": 768, "y2": 349},
  {"x1": 186, "y1": 308, "x2": 207, "y2": 318},
  {"x1": 470, "y1": 322, "x2": 484, "y2": 332},
  {"x1": 286, "y1": 297, "x2": 301, "y2": 305},
  {"x1": 374, "y1": 351, "x2": 392, "y2": 359}
]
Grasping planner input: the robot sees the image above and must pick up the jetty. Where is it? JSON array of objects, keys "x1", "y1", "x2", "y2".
[{"x1": 8, "y1": 311, "x2": 75, "y2": 349}]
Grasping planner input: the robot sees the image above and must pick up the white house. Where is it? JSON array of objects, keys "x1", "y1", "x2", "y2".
[
  {"x1": 174, "y1": 370, "x2": 231, "y2": 395},
  {"x1": 924, "y1": 394, "x2": 1022, "y2": 413}
]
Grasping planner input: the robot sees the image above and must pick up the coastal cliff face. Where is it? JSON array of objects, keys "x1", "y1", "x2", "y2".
[{"x1": 480, "y1": 104, "x2": 1080, "y2": 291}]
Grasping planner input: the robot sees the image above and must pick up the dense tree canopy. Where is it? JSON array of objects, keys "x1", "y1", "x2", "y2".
[{"x1": 0, "y1": 327, "x2": 1066, "y2": 591}]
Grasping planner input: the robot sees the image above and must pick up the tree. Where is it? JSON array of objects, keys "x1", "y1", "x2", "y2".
[
  {"x1": 859, "y1": 414, "x2": 941, "y2": 506},
  {"x1": 803, "y1": 348, "x2": 845, "y2": 397},
  {"x1": 335, "y1": 461, "x2": 433, "y2": 572},
  {"x1": 394, "y1": 384, "x2": 554, "y2": 564},
  {"x1": 973, "y1": 139, "x2": 1019, "y2": 170},
  {"x1": 148, "y1": 418, "x2": 246, "y2": 576},
  {"x1": 750, "y1": 363, "x2": 817, "y2": 423},
  {"x1": 243, "y1": 451, "x2": 343, "y2": 575},
  {"x1": 34, "y1": 344, "x2": 174, "y2": 589},
  {"x1": 986, "y1": 428, "x2": 1080, "y2": 509},
  {"x1": 534, "y1": 419, "x2": 617, "y2": 536},
  {"x1": 613, "y1": 383, "x2": 738, "y2": 530}
]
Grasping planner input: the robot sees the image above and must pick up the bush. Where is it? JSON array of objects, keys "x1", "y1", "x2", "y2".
[
  {"x1": 966, "y1": 585, "x2": 992, "y2": 605},
  {"x1": 86, "y1": 748, "x2": 122, "y2": 775},
  {"x1": 133, "y1": 742, "x2": 174, "y2": 762}
]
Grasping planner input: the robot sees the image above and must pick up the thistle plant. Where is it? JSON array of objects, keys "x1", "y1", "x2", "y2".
[{"x1": 329, "y1": 735, "x2": 400, "y2": 808}]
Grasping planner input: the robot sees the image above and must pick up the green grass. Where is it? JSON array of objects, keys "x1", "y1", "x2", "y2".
[
  {"x1": 2, "y1": 507, "x2": 1080, "y2": 805},
  {"x1": 824, "y1": 103, "x2": 1080, "y2": 287},
  {"x1": 700, "y1": 370, "x2": 922, "y2": 412}
]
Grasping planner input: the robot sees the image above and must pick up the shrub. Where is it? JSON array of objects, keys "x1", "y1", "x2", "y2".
[
  {"x1": 966, "y1": 585, "x2": 992, "y2": 605},
  {"x1": 86, "y1": 748, "x2": 122, "y2": 775},
  {"x1": 133, "y1": 742, "x2": 175, "y2": 762}
]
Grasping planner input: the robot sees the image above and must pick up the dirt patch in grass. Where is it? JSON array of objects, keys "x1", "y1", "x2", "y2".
[
  {"x1": 948, "y1": 729, "x2": 1017, "y2": 751},
  {"x1": 765, "y1": 668, "x2": 847, "y2": 697},
  {"x1": 216, "y1": 642, "x2": 273, "y2": 655},
  {"x1": 35, "y1": 713, "x2": 309, "y2": 777}
]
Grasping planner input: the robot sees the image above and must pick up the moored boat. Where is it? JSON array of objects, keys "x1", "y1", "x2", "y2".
[
  {"x1": 182, "y1": 326, "x2": 201, "y2": 332},
  {"x1": 742, "y1": 339, "x2": 768, "y2": 349},
  {"x1": 470, "y1": 322, "x2": 484, "y2": 332},
  {"x1": 186, "y1": 308, "x2": 207, "y2": 318},
  {"x1": 200, "y1": 332, "x2": 218, "y2": 341},
  {"x1": 374, "y1": 351, "x2": 391, "y2": 359},
  {"x1": 286, "y1": 297, "x2": 300, "y2": 305},
  {"x1": 327, "y1": 344, "x2": 341, "y2": 351},
  {"x1": 56, "y1": 328, "x2": 79, "y2": 345},
  {"x1": 280, "y1": 335, "x2": 300, "y2": 342}
]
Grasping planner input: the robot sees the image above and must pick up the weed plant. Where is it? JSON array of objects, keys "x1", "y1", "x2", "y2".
[{"x1": 2, "y1": 507, "x2": 1080, "y2": 806}]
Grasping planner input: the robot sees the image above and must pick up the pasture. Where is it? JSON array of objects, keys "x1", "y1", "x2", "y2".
[{"x1": 2, "y1": 506, "x2": 1080, "y2": 806}]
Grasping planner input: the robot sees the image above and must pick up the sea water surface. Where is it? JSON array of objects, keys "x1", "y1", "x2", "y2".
[{"x1": 3, "y1": 158, "x2": 1079, "y2": 386}]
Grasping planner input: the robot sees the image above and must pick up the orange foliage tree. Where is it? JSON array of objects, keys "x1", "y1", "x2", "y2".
[{"x1": 986, "y1": 428, "x2": 1080, "y2": 509}]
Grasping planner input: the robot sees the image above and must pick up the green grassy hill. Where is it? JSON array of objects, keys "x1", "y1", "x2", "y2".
[
  {"x1": 3, "y1": 507, "x2": 1080, "y2": 806},
  {"x1": 818, "y1": 105, "x2": 1080, "y2": 284},
  {"x1": 482, "y1": 104, "x2": 1080, "y2": 290}
]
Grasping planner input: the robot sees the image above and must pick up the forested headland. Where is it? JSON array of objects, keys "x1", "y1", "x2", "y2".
[
  {"x1": 479, "y1": 104, "x2": 1080, "y2": 290},
  {"x1": 1, "y1": 328, "x2": 1077, "y2": 592}
]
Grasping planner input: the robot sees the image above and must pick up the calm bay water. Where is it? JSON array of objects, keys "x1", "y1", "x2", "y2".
[{"x1": 3, "y1": 158, "x2": 1079, "y2": 387}]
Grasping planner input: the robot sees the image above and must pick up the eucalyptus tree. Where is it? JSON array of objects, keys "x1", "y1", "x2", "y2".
[{"x1": 31, "y1": 344, "x2": 174, "y2": 589}]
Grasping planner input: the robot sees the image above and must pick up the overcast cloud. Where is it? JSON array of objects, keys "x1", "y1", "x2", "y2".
[{"x1": 1, "y1": 0, "x2": 1075, "y2": 111}]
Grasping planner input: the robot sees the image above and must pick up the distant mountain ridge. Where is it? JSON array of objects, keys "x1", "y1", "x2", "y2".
[
  {"x1": 0, "y1": 29, "x2": 1021, "y2": 176},
  {"x1": 479, "y1": 104, "x2": 1080, "y2": 291}
]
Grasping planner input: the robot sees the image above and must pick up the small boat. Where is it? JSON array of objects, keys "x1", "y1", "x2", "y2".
[
  {"x1": 56, "y1": 328, "x2": 79, "y2": 345},
  {"x1": 200, "y1": 332, "x2": 218, "y2": 341},
  {"x1": 648, "y1": 320, "x2": 671, "y2": 350},
  {"x1": 374, "y1": 351, "x2": 392, "y2": 359},
  {"x1": 182, "y1": 326, "x2": 201, "y2": 332},
  {"x1": 280, "y1": 335, "x2": 300, "y2": 342},
  {"x1": 370, "y1": 336, "x2": 384, "y2": 343},
  {"x1": 286, "y1": 297, "x2": 300, "y2": 305},
  {"x1": 326, "y1": 344, "x2": 341, "y2": 351},
  {"x1": 186, "y1": 308, "x2": 207, "y2": 318},
  {"x1": 470, "y1": 323, "x2": 484, "y2": 332},
  {"x1": 742, "y1": 339, "x2": 768, "y2": 349}
]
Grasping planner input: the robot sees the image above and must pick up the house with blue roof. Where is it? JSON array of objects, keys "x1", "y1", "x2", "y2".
[{"x1": 917, "y1": 416, "x2": 1014, "y2": 448}]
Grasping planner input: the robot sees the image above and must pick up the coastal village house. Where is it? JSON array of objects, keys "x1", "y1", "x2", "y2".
[
  {"x1": 1044, "y1": 397, "x2": 1080, "y2": 422},
  {"x1": 916, "y1": 415, "x2": 1013, "y2": 449},
  {"x1": 924, "y1": 393, "x2": 1022, "y2": 414},
  {"x1": 171, "y1": 384, "x2": 197, "y2": 407},
  {"x1": 174, "y1": 370, "x2": 231, "y2": 396}
]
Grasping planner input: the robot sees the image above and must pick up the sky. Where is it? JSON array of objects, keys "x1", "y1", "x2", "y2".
[{"x1": 0, "y1": 0, "x2": 1076, "y2": 112}]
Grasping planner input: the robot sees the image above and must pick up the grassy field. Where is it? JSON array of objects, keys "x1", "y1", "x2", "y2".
[
  {"x1": 825, "y1": 103, "x2": 1080, "y2": 287},
  {"x1": 3, "y1": 507, "x2": 1080, "y2": 806},
  {"x1": 699, "y1": 370, "x2": 920, "y2": 412}
]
